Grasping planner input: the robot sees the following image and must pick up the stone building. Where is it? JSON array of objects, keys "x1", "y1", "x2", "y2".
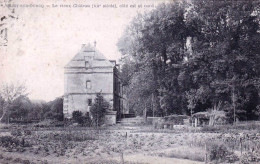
[{"x1": 63, "y1": 43, "x2": 128, "y2": 124}]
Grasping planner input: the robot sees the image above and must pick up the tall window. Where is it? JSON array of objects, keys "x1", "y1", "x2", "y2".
[{"x1": 86, "y1": 80, "x2": 91, "y2": 89}]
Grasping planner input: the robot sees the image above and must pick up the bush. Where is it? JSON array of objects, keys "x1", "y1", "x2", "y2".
[
  {"x1": 71, "y1": 111, "x2": 92, "y2": 126},
  {"x1": 241, "y1": 152, "x2": 260, "y2": 163},
  {"x1": 34, "y1": 119, "x2": 52, "y2": 128},
  {"x1": 45, "y1": 131, "x2": 97, "y2": 142},
  {"x1": 24, "y1": 129, "x2": 32, "y2": 135},
  {"x1": 11, "y1": 129, "x2": 22, "y2": 136},
  {"x1": 82, "y1": 113, "x2": 92, "y2": 127},
  {"x1": 0, "y1": 135, "x2": 30, "y2": 150},
  {"x1": 207, "y1": 141, "x2": 238, "y2": 163},
  {"x1": 0, "y1": 136, "x2": 20, "y2": 148},
  {"x1": 72, "y1": 111, "x2": 83, "y2": 122},
  {"x1": 201, "y1": 125, "x2": 221, "y2": 132},
  {"x1": 90, "y1": 93, "x2": 109, "y2": 126},
  {"x1": 209, "y1": 143, "x2": 228, "y2": 161}
]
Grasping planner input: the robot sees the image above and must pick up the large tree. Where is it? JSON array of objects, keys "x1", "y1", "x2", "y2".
[
  {"x1": 185, "y1": 0, "x2": 260, "y2": 121},
  {"x1": 118, "y1": 0, "x2": 260, "y2": 121},
  {"x1": 0, "y1": 82, "x2": 28, "y2": 123},
  {"x1": 118, "y1": 1, "x2": 189, "y2": 116}
]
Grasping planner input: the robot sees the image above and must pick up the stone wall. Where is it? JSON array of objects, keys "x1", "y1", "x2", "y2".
[
  {"x1": 147, "y1": 117, "x2": 162, "y2": 125},
  {"x1": 64, "y1": 71, "x2": 114, "y2": 118},
  {"x1": 104, "y1": 111, "x2": 117, "y2": 125}
]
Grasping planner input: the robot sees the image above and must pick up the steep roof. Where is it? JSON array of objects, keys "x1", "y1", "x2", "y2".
[
  {"x1": 65, "y1": 43, "x2": 114, "y2": 68},
  {"x1": 192, "y1": 112, "x2": 209, "y2": 119}
]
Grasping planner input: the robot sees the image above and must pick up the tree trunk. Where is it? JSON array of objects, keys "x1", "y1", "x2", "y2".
[
  {"x1": 232, "y1": 86, "x2": 236, "y2": 124},
  {"x1": 152, "y1": 93, "x2": 154, "y2": 117},
  {"x1": 0, "y1": 104, "x2": 8, "y2": 122},
  {"x1": 0, "y1": 111, "x2": 6, "y2": 122},
  {"x1": 143, "y1": 102, "x2": 147, "y2": 123}
]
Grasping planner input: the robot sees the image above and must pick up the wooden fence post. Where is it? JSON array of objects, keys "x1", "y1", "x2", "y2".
[
  {"x1": 240, "y1": 137, "x2": 243, "y2": 156},
  {"x1": 121, "y1": 152, "x2": 124, "y2": 164},
  {"x1": 205, "y1": 143, "x2": 207, "y2": 164}
]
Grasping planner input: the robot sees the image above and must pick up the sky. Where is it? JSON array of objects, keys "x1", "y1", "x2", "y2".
[{"x1": 0, "y1": 0, "x2": 166, "y2": 101}]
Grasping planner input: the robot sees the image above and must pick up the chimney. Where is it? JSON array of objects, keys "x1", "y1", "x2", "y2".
[{"x1": 94, "y1": 41, "x2": 96, "y2": 47}]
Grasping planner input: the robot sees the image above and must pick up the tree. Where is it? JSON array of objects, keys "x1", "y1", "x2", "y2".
[
  {"x1": 30, "y1": 100, "x2": 50, "y2": 121},
  {"x1": 185, "y1": 0, "x2": 260, "y2": 121},
  {"x1": 0, "y1": 96, "x2": 5, "y2": 119},
  {"x1": 90, "y1": 93, "x2": 109, "y2": 126},
  {"x1": 118, "y1": 0, "x2": 260, "y2": 121},
  {"x1": 48, "y1": 97, "x2": 63, "y2": 121},
  {"x1": 8, "y1": 96, "x2": 31, "y2": 122},
  {"x1": 118, "y1": 1, "x2": 189, "y2": 116},
  {"x1": 0, "y1": 82, "x2": 28, "y2": 123}
]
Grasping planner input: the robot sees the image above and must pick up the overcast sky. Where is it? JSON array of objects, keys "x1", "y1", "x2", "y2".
[{"x1": 0, "y1": 0, "x2": 165, "y2": 101}]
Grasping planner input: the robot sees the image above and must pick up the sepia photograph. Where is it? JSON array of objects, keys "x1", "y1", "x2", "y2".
[{"x1": 0, "y1": 0, "x2": 260, "y2": 163}]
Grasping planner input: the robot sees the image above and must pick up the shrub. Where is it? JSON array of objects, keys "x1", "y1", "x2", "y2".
[
  {"x1": 208, "y1": 143, "x2": 228, "y2": 161},
  {"x1": 81, "y1": 113, "x2": 92, "y2": 127},
  {"x1": 24, "y1": 130, "x2": 32, "y2": 135},
  {"x1": 34, "y1": 119, "x2": 52, "y2": 128},
  {"x1": 201, "y1": 125, "x2": 221, "y2": 132},
  {"x1": 72, "y1": 111, "x2": 91, "y2": 126},
  {"x1": 206, "y1": 141, "x2": 238, "y2": 163},
  {"x1": 11, "y1": 129, "x2": 22, "y2": 136},
  {"x1": 72, "y1": 111, "x2": 83, "y2": 123},
  {"x1": 241, "y1": 152, "x2": 260, "y2": 163},
  {"x1": 45, "y1": 131, "x2": 97, "y2": 142},
  {"x1": 90, "y1": 93, "x2": 109, "y2": 126},
  {"x1": 0, "y1": 136, "x2": 30, "y2": 149},
  {"x1": 226, "y1": 153, "x2": 239, "y2": 163},
  {"x1": 0, "y1": 136, "x2": 20, "y2": 148}
]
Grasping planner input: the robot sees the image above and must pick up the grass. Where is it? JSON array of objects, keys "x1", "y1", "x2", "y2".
[
  {"x1": 201, "y1": 121, "x2": 260, "y2": 133},
  {"x1": 156, "y1": 146, "x2": 205, "y2": 162}
]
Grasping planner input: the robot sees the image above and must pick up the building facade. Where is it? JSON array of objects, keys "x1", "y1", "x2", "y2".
[{"x1": 63, "y1": 44, "x2": 128, "y2": 123}]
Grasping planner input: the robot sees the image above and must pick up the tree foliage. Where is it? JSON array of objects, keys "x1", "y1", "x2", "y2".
[
  {"x1": 118, "y1": 0, "x2": 260, "y2": 121},
  {"x1": 0, "y1": 82, "x2": 64, "y2": 123},
  {"x1": 90, "y1": 93, "x2": 109, "y2": 126},
  {"x1": 0, "y1": 82, "x2": 28, "y2": 122}
]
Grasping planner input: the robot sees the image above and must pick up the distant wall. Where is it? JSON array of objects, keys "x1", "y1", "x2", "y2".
[{"x1": 147, "y1": 117, "x2": 162, "y2": 125}]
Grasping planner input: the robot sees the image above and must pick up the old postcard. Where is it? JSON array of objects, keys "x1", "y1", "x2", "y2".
[{"x1": 0, "y1": 0, "x2": 259, "y2": 163}]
